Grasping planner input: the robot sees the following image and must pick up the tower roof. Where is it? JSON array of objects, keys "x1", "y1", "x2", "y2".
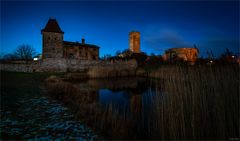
[{"x1": 41, "y1": 18, "x2": 64, "y2": 34}]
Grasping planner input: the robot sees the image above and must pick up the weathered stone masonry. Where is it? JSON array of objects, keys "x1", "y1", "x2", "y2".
[
  {"x1": 41, "y1": 18, "x2": 99, "y2": 60},
  {"x1": 0, "y1": 18, "x2": 137, "y2": 75}
]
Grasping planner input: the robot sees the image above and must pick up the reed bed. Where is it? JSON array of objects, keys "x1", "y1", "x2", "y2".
[
  {"x1": 146, "y1": 65, "x2": 239, "y2": 140},
  {"x1": 45, "y1": 65, "x2": 239, "y2": 140},
  {"x1": 45, "y1": 76, "x2": 136, "y2": 139}
]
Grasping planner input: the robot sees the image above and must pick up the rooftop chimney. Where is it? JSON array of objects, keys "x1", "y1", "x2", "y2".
[{"x1": 82, "y1": 38, "x2": 85, "y2": 45}]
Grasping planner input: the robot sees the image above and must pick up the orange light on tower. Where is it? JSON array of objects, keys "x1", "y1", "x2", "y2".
[{"x1": 129, "y1": 31, "x2": 140, "y2": 53}]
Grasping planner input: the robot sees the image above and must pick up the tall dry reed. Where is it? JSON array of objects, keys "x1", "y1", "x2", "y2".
[
  {"x1": 146, "y1": 65, "x2": 239, "y2": 140},
  {"x1": 45, "y1": 76, "x2": 136, "y2": 139},
  {"x1": 44, "y1": 65, "x2": 239, "y2": 140}
]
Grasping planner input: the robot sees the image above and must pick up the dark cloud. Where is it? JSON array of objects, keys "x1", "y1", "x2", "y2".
[
  {"x1": 143, "y1": 29, "x2": 192, "y2": 53},
  {"x1": 142, "y1": 27, "x2": 239, "y2": 57}
]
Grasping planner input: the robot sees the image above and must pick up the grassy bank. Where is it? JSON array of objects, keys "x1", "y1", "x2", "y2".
[
  {"x1": 45, "y1": 65, "x2": 239, "y2": 140},
  {"x1": 0, "y1": 71, "x2": 65, "y2": 109},
  {"x1": 45, "y1": 76, "x2": 135, "y2": 139}
]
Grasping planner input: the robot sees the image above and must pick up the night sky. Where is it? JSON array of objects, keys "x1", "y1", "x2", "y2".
[{"x1": 1, "y1": 1, "x2": 239, "y2": 57}]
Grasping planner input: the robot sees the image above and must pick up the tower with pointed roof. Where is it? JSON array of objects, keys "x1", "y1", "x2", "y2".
[
  {"x1": 41, "y1": 18, "x2": 99, "y2": 61},
  {"x1": 41, "y1": 18, "x2": 64, "y2": 59}
]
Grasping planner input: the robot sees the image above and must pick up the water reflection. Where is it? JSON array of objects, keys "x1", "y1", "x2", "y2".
[
  {"x1": 99, "y1": 89, "x2": 130, "y2": 106},
  {"x1": 45, "y1": 75, "x2": 238, "y2": 140},
  {"x1": 72, "y1": 77, "x2": 159, "y2": 116},
  {"x1": 45, "y1": 77, "x2": 164, "y2": 139}
]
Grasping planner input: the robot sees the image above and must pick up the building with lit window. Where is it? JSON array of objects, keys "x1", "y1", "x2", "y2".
[{"x1": 41, "y1": 18, "x2": 99, "y2": 60}]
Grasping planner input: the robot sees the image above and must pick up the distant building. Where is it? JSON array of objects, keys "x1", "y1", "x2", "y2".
[
  {"x1": 163, "y1": 47, "x2": 199, "y2": 63},
  {"x1": 129, "y1": 31, "x2": 140, "y2": 53},
  {"x1": 41, "y1": 18, "x2": 99, "y2": 60}
]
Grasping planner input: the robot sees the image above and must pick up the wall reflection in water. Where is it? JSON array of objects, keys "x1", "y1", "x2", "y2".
[
  {"x1": 72, "y1": 77, "x2": 160, "y2": 116},
  {"x1": 45, "y1": 76, "x2": 163, "y2": 139},
  {"x1": 45, "y1": 67, "x2": 239, "y2": 140}
]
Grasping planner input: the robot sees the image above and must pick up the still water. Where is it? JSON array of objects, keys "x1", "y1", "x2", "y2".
[
  {"x1": 1, "y1": 76, "x2": 162, "y2": 140},
  {"x1": 2, "y1": 74, "x2": 238, "y2": 140},
  {"x1": 68, "y1": 77, "x2": 162, "y2": 116}
]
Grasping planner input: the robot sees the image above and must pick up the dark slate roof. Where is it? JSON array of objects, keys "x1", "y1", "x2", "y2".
[
  {"x1": 63, "y1": 41, "x2": 100, "y2": 48},
  {"x1": 41, "y1": 18, "x2": 64, "y2": 33}
]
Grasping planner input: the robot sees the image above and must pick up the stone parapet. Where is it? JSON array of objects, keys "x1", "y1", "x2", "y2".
[{"x1": 0, "y1": 59, "x2": 137, "y2": 74}]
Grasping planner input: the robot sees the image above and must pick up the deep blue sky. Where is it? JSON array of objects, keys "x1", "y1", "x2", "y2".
[{"x1": 1, "y1": 0, "x2": 239, "y2": 57}]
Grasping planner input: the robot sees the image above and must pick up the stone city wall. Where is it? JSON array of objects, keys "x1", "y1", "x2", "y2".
[
  {"x1": 0, "y1": 63, "x2": 35, "y2": 72},
  {"x1": 0, "y1": 59, "x2": 137, "y2": 74}
]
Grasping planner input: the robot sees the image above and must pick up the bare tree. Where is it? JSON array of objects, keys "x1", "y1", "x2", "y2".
[
  {"x1": 115, "y1": 50, "x2": 121, "y2": 56},
  {"x1": 2, "y1": 53, "x2": 17, "y2": 61},
  {"x1": 150, "y1": 53, "x2": 155, "y2": 56},
  {"x1": 104, "y1": 54, "x2": 112, "y2": 60},
  {"x1": 14, "y1": 44, "x2": 36, "y2": 60},
  {"x1": 0, "y1": 53, "x2": 3, "y2": 60}
]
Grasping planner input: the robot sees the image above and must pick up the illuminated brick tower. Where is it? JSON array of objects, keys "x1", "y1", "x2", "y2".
[{"x1": 129, "y1": 31, "x2": 140, "y2": 53}]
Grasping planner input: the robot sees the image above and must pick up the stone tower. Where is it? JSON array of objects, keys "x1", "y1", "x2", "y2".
[
  {"x1": 41, "y1": 18, "x2": 64, "y2": 59},
  {"x1": 129, "y1": 31, "x2": 140, "y2": 53}
]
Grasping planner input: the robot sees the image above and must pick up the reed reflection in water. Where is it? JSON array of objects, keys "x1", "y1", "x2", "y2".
[{"x1": 45, "y1": 67, "x2": 239, "y2": 140}]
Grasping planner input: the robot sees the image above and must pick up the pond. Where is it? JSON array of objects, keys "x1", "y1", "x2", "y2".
[
  {"x1": 44, "y1": 76, "x2": 165, "y2": 139},
  {"x1": 1, "y1": 71, "x2": 239, "y2": 140},
  {"x1": 45, "y1": 75, "x2": 239, "y2": 140},
  {"x1": 1, "y1": 75, "x2": 163, "y2": 140},
  {"x1": 78, "y1": 77, "x2": 162, "y2": 113}
]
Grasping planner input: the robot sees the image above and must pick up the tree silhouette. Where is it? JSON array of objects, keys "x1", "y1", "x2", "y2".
[
  {"x1": 14, "y1": 44, "x2": 36, "y2": 60},
  {"x1": 115, "y1": 50, "x2": 121, "y2": 56},
  {"x1": 2, "y1": 53, "x2": 17, "y2": 61}
]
